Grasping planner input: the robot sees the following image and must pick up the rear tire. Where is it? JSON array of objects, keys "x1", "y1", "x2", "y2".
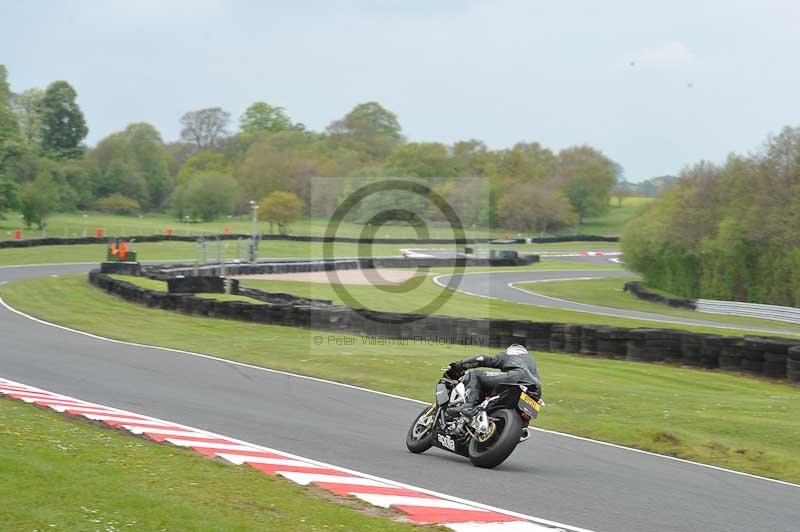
[
  {"x1": 468, "y1": 409, "x2": 524, "y2": 468},
  {"x1": 406, "y1": 406, "x2": 436, "y2": 454}
]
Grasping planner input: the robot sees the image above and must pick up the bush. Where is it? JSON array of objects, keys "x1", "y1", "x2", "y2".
[
  {"x1": 95, "y1": 194, "x2": 141, "y2": 215},
  {"x1": 259, "y1": 191, "x2": 303, "y2": 235},
  {"x1": 172, "y1": 172, "x2": 238, "y2": 222}
]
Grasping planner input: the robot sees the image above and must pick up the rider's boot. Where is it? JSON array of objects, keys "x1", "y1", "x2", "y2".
[{"x1": 447, "y1": 389, "x2": 481, "y2": 417}]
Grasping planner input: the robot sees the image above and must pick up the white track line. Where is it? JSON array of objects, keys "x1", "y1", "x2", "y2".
[{"x1": 1, "y1": 295, "x2": 798, "y2": 491}]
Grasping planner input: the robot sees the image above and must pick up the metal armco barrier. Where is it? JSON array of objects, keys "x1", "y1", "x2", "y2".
[
  {"x1": 696, "y1": 299, "x2": 800, "y2": 325},
  {"x1": 626, "y1": 281, "x2": 800, "y2": 325}
]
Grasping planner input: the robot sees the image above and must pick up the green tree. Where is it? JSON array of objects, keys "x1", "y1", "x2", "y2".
[
  {"x1": 125, "y1": 123, "x2": 171, "y2": 206},
  {"x1": 326, "y1": 101, "x2": 404, "y2": 160},
  {"x1": 0, "y1": 65, "x2": 20, "y2": 145},
  {"x1": 11, "y1": 88, "x2": 44, "y2": 148},
  {"x1": 176, "y1": 150, "x2": 229, "y2": 184},
  {"x1": 234, "y1": 130, "x2": 348, "y2": 212},
  {"x1": 498, "y1": 184, "x2": 578, "y2": 234},
  {"x1": 19, "y1": 172, "x2": 59, "y2": 229},
  {"x1": 165, "y1": 142, "x2": 196, "y2": 177},
  {"x1": 0, "y1": 65, "x2": 23, "y2": 182},
  {"x1": 451, "y1": 140, "x2": 495, "y2": 177},
  {"x1": 239, "y1": 102, "x2": 302, "y2": 135},
  {"x1": 173, "y1": 172, "x2": 238, "y2": 222},
  {"x1": 385, "y1": 142, "x2": 455, "y2": 177},
  {"x1": 258, "y1": 190, "x2": 303, "y2": 235},
  {"x1": 0, "y1": 178, "x2": 19, "y2": 214},
  {"x1": 497, "y1": 142, "x2": 557, "y2": 182},
  {"x1": 430, "y1": 177, "x2": 494, "y2": 228},
  {"x1": 40, "y1": 81, "x2": 88, "y2": 159},
  {"x1": 556, "y1": 146, "x2": 617, "y2": 223},
  {"x1": 86, "y1": 123, "x2": 170, "y2": 209}
]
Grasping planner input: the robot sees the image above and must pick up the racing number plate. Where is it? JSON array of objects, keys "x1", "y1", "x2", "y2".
[{"x1": 518, "y1": 393, "x2": 541, "y2": 419}]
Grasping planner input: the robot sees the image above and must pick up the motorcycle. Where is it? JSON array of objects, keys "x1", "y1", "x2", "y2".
[{"x1": 405, "y1": 369, "x2": 543, "y2": 468}]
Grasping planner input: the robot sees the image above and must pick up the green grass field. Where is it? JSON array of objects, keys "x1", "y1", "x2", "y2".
[
  {"x1": 1, "y1": 275, "x2": 798, "y2": 483},
  {"x1": 0, "y1": 197, "x2": 649, "y2": 241},
  {"x1": 0, "y1": 397, "x2": 436, "y2": 531},
  {"x1": 0, "y1": 211, "x2": 481, "y2": 240},
  {"x1": 516, "y1": 276, "x2": 800, "y2": 335},
  {"x1": 578, "y1": 196, "x2": 653, "y2": 236}
]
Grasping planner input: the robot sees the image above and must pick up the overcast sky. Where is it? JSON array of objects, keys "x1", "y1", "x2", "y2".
[{"x1": 4, "y1": 0, "x2": 800, "y2": 180}]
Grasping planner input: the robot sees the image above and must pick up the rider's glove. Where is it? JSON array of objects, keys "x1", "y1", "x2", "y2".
[{"x1": 446, "y1": 363, "x2": 464, "y2": 379}]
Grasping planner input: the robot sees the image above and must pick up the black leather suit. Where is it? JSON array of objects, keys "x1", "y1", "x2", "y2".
[{"x1": 453, "y1": 352, "x2": 542, "y2": 405}]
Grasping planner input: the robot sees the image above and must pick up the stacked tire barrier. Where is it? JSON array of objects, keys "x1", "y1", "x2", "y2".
[
  {"x1": 596, "y1": 327, "x2": 629, "y2": 359},
  {"x1": 788, "y1": 347, "x2": 800, "y2": 381},
  {"x1": 143, "y1": 255, "x2": 539, "y2": 280},
  {"x1": 0, "y1": 233, "x2": 619, "y2": 250},
  {"x1": 623, "y1": 281, "x2": 696, "y2": 309},
  {"x1": 166, "y1": 276, "x2": 225, "y2": 294},
  {"x1": 88, "y1": 269, "x2": 800, "y2": 384}
]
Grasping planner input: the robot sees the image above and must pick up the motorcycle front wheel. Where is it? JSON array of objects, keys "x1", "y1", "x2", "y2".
[
  {"x1": 405, "y1": 405, "x2": 437, "y2": 453},
  {"x1": 468, "y1": 409, "x2": 524, "y2": 468}
]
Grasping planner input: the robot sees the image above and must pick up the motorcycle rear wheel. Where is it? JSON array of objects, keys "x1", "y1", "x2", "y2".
[
  {"x1": 406, "y1": 405, "x2": 436, "y2": 453},
  {"x1": 467, "y1": 409, "x2": 524, "y2": 468}
]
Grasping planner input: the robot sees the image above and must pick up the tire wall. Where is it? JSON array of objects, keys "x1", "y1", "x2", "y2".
[{"x1": 88, "y1": 268, "x2": 800, "y2": 384}]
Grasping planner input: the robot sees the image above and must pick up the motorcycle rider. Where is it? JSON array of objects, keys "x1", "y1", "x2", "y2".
[{"x1": 446, "y1": 344, "x2": 541, "y2": 417}]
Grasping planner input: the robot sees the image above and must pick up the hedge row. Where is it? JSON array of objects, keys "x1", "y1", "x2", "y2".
[
  {"x1": 88, "y1": 269, "x2": 800, "y2": 384},
  {"x1": 1, "y1": 233, "x2": 619, "y2": 249}
]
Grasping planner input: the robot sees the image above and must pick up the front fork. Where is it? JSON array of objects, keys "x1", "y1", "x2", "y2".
[{"x1": 416, "y1": 404, "x2": 438, "y2": 433}]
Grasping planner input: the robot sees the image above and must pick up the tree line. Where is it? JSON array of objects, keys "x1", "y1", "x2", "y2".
[
  {"x1": 622, "y1": 126, "x2": 800, "y2": 306},
  {"x1": 0, "y1": 64, "x2": 620, "y2": 233}
]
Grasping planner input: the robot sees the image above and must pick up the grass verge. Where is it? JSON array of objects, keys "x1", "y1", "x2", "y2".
[
  {"x1": 0, "y1": 397, "x2": 437, "y2": 531},
  {"x1": 1, "y1": 275, "x2": 799, "y2": 483}
]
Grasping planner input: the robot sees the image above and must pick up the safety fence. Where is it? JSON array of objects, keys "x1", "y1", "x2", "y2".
[
  {"x1": 625, "y1": 281, "x2": 800, "y2": 325},
  {"x1": 89, "y1": 267, "x2": 800, "y2": 384},
  {"x1": 696, "y1": 299, "x2": 800, "y2": 325}
]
